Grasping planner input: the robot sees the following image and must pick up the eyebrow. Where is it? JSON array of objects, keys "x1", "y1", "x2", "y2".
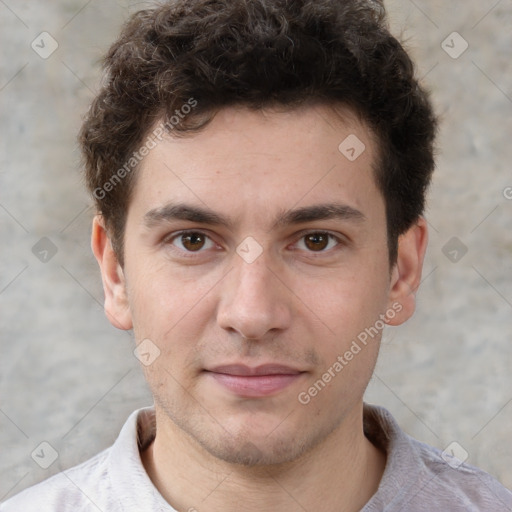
[
  {"x1": 144, "y1": 204, "x2": 231, "y2": 229},
  {"x1": 273, "y1": 203, "x2": 366, "y2": 228},
  {"x1": 143, "y1": 202, "x2": 366, "y2": 230}
]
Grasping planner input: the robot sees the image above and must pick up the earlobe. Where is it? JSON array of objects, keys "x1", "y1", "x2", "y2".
[
  {"x1": 386, "y1": 217, "x2": 428, "y2": 326},
  {"x1": 91, "y1": 215, "x2": 133, "y2": 330}
]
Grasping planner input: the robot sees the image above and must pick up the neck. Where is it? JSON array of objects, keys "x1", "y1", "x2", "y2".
[{"x1": 142, "y1": 403, "x2": 386, "y2": 512}]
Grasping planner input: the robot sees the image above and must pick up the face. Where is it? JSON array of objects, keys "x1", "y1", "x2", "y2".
[{"x1": 94, "y1": 105, "x2": 425, "y2": 466}]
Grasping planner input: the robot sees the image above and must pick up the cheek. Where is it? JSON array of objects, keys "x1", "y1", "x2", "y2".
[
  {"x1": 300, "y1": 263, "x2": 390, "y2": 342},
  {"x1": 292, "y1": 265, "x2": 390, "y2": 403},
  {"x1": 295, "y1": 269, "x2": 388, "y2": 409},
  {"x1": 129, "y1": 267, "x2": 208, "y2": 389},
  {"x1": 126, "y1": 259, "x2": 219, "y2": 346},
  {"x1": 124, "y1": 258, "x2": 175, "y2": 342}
]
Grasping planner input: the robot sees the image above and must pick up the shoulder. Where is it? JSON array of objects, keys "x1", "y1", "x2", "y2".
[
  {"x1": 0, "y1": 407, "x2": 154, "y2": 512},
  {"x1": 0, "y1": 448, "x2": 114, "y2": 512},
  {"x1": 363, "y1": 404, "x2": 512, "y2": 511},
  {"x1": 409, "y1": 436, "x2": 512, "y2": 511}
]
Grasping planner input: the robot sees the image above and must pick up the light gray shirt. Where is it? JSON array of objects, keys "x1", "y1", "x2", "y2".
[{"x1": 2, "y1": 404, "x2": 511, "y2": 511}]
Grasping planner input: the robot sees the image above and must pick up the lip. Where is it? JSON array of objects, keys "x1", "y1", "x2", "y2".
[
  {"x1": 205, "y1": 364, "x2": 306, "y2": 398},
  {"x1": 208, "y1": 364, "x2": 303, "y2": 376}
]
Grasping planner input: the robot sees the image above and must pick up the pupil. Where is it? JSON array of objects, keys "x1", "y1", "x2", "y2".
[
  {"x1": 306, "y1": 233, "x2": 328, "y2": 251},
  {"x1": 183, "y1": 233, "x2": 204, "y2": 251}
]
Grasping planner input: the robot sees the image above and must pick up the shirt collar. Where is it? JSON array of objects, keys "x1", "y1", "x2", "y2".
[
  {"x1": 108, "y1": 407, "x2": 174, "y2": 511},
  {"x1": 107, "y1": 404, "x2": 423, "y2": 511},
  {"x1": 362, "y1": 403, "x2": 425, "y2": 510}
]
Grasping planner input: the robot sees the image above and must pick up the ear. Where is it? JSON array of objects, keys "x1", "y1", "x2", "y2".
[
  {"x1": 386, "y1": 217, "x2": 428, "y2": 326},
  {"x1": 91, "y1": 215, "x2": 133, "y2": 330}
]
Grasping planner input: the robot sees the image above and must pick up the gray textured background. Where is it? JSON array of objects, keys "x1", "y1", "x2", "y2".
[{"x1": 1, "y1": 0, "x2": 511, "y2": 501}]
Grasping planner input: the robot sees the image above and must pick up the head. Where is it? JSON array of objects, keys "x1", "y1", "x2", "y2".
[
  {"x1": 81, "y1": 0, "x2": 436, "y2": 267},
  {"x1": 84, "y1": 0, "x2": 436, "y2": 466}
]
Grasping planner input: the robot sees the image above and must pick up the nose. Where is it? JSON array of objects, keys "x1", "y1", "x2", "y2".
[{"x1": 216, "y1": 252, "x2": 292, "y2": 340}]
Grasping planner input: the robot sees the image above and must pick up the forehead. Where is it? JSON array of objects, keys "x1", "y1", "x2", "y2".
[{"x1": 128, "y1": 105, "x2": 382, "y2": 227}]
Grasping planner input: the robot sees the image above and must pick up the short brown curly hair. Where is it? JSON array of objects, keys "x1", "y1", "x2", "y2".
[{"x1": 79, "y1": 0, "x2": 437, "y2": 265}]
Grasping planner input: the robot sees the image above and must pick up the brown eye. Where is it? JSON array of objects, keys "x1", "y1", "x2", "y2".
[
  {"x1": 167, "y1": 230, "x2": 217, "y2": 256},
  {"x1": 304, "y1": 232, "x2": 330, "y2": 251},
  {"x1": 181, "y1": 232, "x2": 206, "y2": 251}
]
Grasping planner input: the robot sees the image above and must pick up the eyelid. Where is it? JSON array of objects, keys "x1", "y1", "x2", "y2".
[
  {"x1": 162, "y1": 228, "x2": 348, "y2": 257},
  {"x1": 163, "y1": 229, "x2": 221, "y2": 254},
  {"x1": 164, "y1": 228, "x2": 212, "y2": 241},
  {"x1": 290, "y1": 229, "x2": 347, "y2": 252}
]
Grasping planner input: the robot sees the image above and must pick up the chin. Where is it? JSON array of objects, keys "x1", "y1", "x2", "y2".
[
  {"x1": 155, "y1": 391, "x2": 340, "y2": 467},
  {"x1": 201, "y1": 435, "x2": 309, "y2": 467}
]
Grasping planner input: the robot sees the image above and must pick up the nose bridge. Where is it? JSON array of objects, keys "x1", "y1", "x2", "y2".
[
  {"x1": 230, "y1": 250, "x2": 277, "y2": 309},
  {"x1": 217, "y1": 249, "x2": 290, "y2": 339}
]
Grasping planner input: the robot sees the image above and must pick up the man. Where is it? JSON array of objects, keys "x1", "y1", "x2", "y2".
[{"x1": 2, "y1": 0, "x2": 511, "y2": 510}]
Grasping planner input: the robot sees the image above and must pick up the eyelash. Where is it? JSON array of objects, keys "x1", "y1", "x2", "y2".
[
  {"x1": 164, "y1": 229, "x2": 345, "y2": 257},
  {"x1": 292, "y1": 230, "x2": 343, "y2": 253}
]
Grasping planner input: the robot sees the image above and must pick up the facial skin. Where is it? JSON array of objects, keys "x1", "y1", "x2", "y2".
[{"x1": 92, "y1": 105, "x2": 427, "y2": 511}]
